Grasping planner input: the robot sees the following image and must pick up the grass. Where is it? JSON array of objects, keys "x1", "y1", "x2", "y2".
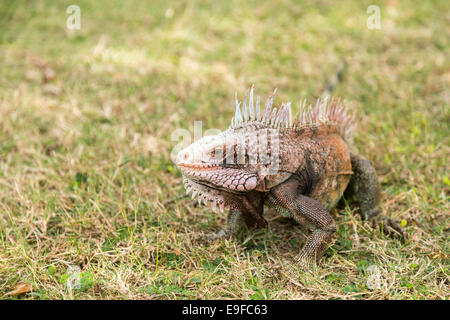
[{"x1": 0, "y1": 0, "x2": 448, "y2": 299}]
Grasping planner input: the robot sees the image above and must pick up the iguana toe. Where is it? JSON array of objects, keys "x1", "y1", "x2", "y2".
[{"x1": 380, "y1": 217, "x2": 407, "y2": 241}]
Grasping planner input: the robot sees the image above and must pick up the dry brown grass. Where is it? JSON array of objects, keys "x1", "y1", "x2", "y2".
[{"x1": 0, "y1": 0, "x2": 448, "y2": 299}]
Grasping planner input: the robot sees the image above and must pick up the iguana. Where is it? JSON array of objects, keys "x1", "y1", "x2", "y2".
[{"x1": 175, "y1": 86, "x2": 404, "y2": 267}]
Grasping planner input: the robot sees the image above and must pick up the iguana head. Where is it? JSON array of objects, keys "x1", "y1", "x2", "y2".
[
  {"x1": 176, "y1": 128, "x2": 259, "y2": 193},
  {"x1": 175, "y1": 87, "x2": 277, "y2": 211}
]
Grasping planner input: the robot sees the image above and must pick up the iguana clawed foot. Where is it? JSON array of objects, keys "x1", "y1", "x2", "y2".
[
  {"x1": 203, "y1": 209, "x2": 261, "y2": 242},
  {"x1": 376, "y1": 216, "x2": 407, "y2": 241}
]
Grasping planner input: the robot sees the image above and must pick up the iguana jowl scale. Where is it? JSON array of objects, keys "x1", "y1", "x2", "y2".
[{"x1": 176, "y1": 86, "x2": 400, "y2": 267}]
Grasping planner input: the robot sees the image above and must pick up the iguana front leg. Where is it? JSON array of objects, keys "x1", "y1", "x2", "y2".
[
  {"x1": 269, "y1": 181, "x2": 336, "y2": 268},
  {"x1": 207, "y1": 210, "x2": 249, "y2": 240},
  {"x1": 207, "y1": 193, "x2": 267, "y2": 240}
]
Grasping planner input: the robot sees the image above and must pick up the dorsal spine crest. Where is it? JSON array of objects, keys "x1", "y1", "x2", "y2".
[{"x1": 230, "y1": 86, "x2": 354, "y2": 140}]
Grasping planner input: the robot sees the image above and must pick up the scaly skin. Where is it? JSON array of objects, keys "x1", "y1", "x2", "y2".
[{"x1": 176, "y1": 87, "x2": 404, "y2": 268}]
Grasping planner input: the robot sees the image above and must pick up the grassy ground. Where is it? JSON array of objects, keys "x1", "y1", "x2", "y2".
[{"x1": 0, "y1": 0, "x2": 448, "y2": 300}]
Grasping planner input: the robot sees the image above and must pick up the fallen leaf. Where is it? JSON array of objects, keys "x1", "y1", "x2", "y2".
[
  {"x1": 43, "y1": 67, "x2": 56, "y2": 83},
  {"x1": 113, "y1": 72, "x2": 121, "y2": 82},
  {"x1": 7, "y1": 282, "x2": 32, "y2": 296}
]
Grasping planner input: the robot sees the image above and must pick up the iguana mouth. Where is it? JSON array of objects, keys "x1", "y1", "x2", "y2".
[{"x1": 177, "y1": 163, "x2": 221, "y2": 169}]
